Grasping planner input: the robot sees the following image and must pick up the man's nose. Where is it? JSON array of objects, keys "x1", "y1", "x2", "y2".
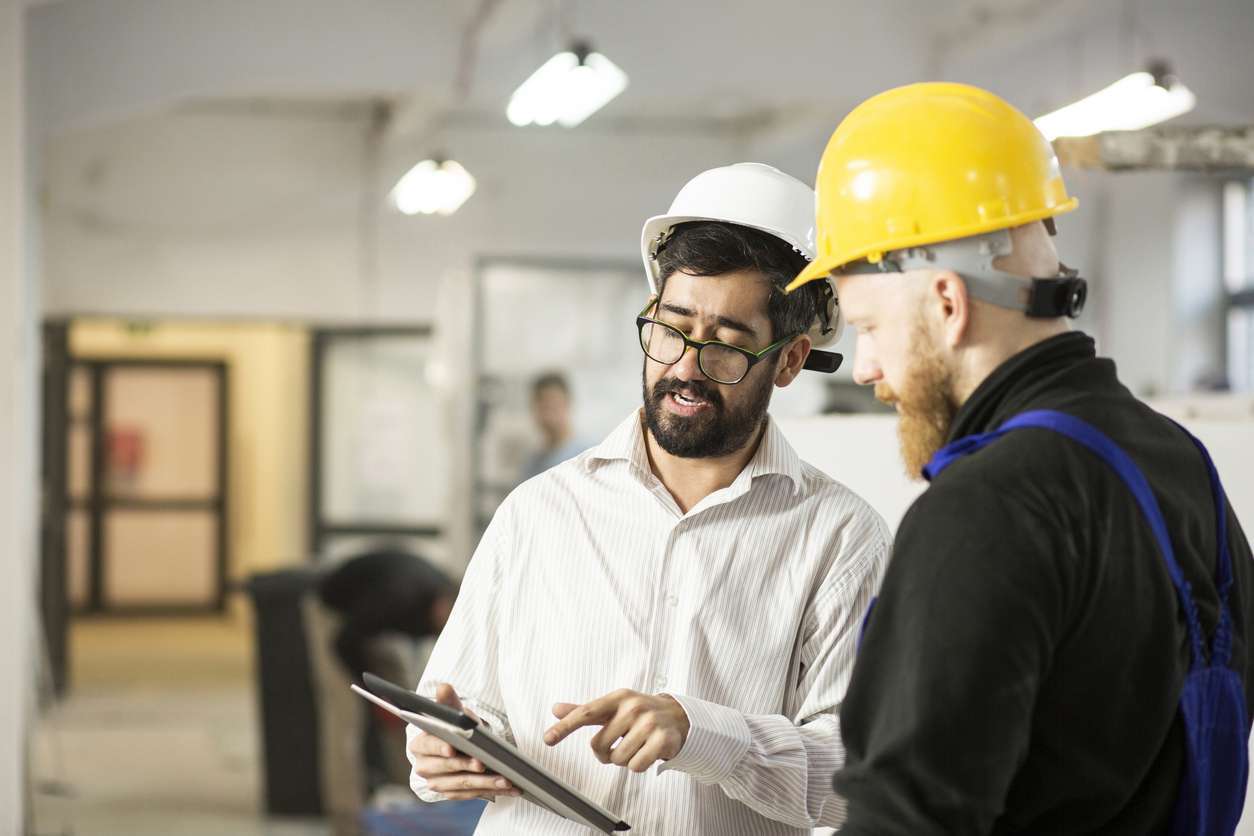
[
  {"x1": 669, "y1": 343, "x2": 707, "y2": 381},
  {"x1": 851, "y1": 338, "x2": 881, "y2": 386}
]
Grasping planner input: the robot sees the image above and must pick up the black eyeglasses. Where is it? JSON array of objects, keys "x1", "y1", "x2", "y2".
[{"x1": 635, "y1": 298, "x2": 794, "y2": 385}]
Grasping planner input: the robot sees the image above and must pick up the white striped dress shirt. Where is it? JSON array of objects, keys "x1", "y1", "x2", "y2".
[{"x1": 409, "y1": 410, "x2": 890, "y2": 835}]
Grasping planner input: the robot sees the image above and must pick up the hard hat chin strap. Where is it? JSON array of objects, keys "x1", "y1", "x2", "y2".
[{"x1": 860, "y1": 230, "x2": 1088, "y2": 319}]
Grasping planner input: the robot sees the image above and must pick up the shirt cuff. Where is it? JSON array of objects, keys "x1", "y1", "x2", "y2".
[
  {"x1": 657, "y1": 693, "x2": 751, "y2": 783},
  {"x1": 411, "y1": 775, "x2": 447, "y2": 803}
]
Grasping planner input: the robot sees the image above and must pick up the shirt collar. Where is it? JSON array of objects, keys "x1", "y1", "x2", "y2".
[
  {"x1": 744, "y1": 415, "x2": 806, "y2": 493},
  {"x1": 584, "y1": 410, "x2": 654, "y2": 480},
  {"x1": 584, "y1": 410, "x2": 805, "y2": 494}
]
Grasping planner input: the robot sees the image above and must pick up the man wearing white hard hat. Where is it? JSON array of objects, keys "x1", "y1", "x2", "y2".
[{"x1": 406, "y1": 163, "x2": 889, "y2": 835}]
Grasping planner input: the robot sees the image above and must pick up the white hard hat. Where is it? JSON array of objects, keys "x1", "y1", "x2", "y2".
[{"x1": 640, "y1": 162, "x2": 842, "y2": 350}]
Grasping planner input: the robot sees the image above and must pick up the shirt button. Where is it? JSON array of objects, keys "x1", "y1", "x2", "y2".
[
  {"x1": 665, "y1": 594, "x2": 679, "y2": 607},
  {"x1": 654, "y1": 674, "x2": 667, "y2": 689}
]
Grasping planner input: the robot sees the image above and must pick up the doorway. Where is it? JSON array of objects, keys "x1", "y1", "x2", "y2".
[{"x1": 64, "y1": 359, "x2": 230, "y2": 615}]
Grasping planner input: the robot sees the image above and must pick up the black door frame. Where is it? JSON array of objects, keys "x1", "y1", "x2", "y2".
[
  {"x1": 41, "y1": 321, "x2": 71, "y2": 693},
  {"x1": 68, "y1": 357, "x2": 230, "y2": 615}
]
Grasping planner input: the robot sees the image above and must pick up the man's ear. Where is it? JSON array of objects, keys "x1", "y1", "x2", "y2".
[
  {"x1": 930, "y1": 270, "x2": 972, "y2": 350},
  {"x1": 774, "y1": 334, "x2": 812, "y2": 388}
]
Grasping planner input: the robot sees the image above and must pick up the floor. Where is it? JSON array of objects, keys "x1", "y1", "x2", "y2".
[
  {"x1": 29, "y1": 613, "x2": 330, "y2": 836},
  {"x1": 25, "y1": 613, "x2": 848, "y2": 836}
]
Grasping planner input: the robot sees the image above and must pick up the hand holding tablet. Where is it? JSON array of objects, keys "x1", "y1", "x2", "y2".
[
  {"x1": 407, "y1": 683, "x2": 520, "y2": 802},
  {"x1": 351, "y1": 673, "x2": 631, "y2": 832}
]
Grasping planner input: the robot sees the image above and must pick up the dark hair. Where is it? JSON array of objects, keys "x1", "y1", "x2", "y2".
[
  {"x1": 654, "y1": 221, "x2": 822, "y2": 342},
  {"x1": 531, "y1": 371, "x2": 570, "y2": 400}
]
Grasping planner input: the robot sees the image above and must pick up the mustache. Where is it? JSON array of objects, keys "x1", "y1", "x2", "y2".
[
  {"x1": 652, "y1": 377, "x2": 723, "y2": 409},
  {"x1": 874, "y1": 383, "x2": 897, "y2": 406}
]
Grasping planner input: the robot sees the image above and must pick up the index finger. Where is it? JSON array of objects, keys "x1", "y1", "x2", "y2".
[{"x1": 543, "y1": 693, "x2": 622, "y2": 746}]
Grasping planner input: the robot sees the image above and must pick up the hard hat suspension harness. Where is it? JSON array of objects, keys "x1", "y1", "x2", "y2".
[
  {"x1": 802, "y1": 280, "x2": 843, "y2": 373},
  {"x1": 846, "y1": 229, "x2": 1088, "y2": 319}
]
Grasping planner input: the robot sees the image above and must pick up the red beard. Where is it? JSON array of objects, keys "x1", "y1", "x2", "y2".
[{"x1": 876, "y1": 324, "x2": 958, "y2": 480}]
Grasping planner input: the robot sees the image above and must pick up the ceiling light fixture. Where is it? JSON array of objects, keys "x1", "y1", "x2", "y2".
[
  {"x1": 390, "y1": 157, "x2": 477, "y2": 216},
  {"x1": 506, "y1": 40, "x2": 628, "y2": 128},
  {"x1": 1035, "y1": 60, "x2": 1196, "y2": 141}
]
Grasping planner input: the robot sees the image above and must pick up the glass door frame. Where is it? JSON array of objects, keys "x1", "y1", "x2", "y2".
[
  {"x1": 470, "y1": 255, "x2": 640, "y2": 536},
  {"x1": 307, "y1": 326, "x2": 441, "y2": 559}
]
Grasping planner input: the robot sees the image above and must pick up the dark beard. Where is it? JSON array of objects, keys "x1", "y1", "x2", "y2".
[{"x1": 642, "y1": 367, "x2": 774, "y2": 459}]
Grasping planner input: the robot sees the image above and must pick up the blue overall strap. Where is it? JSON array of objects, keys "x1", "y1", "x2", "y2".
[
  {"x1": 924, "y1": 409, "x2": 1207, "y2": 669},
  {"x1": 1172, "y1": 421, "x2": 1235, "y2": 667},
  {"x1": 921, "y1": 431, "x2": 1010, "y2": 481},
  {"x1": 857, "y1": 597, "x2": 877, "y2": 652}
]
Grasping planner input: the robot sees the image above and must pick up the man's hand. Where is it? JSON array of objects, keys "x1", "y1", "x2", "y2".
[
  {"x1": 408, "y1": 683, "x2": 520, "y2": 801},
  {"x1": 543, "y1": 689, "x2": 690, "y2": 773}
]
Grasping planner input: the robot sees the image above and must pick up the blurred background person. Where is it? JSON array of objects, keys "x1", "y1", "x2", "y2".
[
  {"x1": 316, "y1": 547, "x2": 458, "y2": 685},
  {"x1": 519, "y1": 371, "x2": 592, "y2": 481},
  {"x1": 308, "y1": 547, "x2": 459, "y2": 827}
]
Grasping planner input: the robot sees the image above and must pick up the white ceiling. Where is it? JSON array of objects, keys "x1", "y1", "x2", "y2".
[
  {"x1": 35, "y1": 0, "x2": 1254, "y2": 141},
  {"x1": 28, "y1": 0, "x2": 1254, "y2": 187}
]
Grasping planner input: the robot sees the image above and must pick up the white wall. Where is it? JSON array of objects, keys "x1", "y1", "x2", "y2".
[
  {"x1": 781, "y1": 409, "x2": 1254, "y2": 539},
  {"x1": 1060, "y1": 170, "x2": 1228, "y2": 399},
  {"x1": 1173, "y1": 178, "x2": 1227, "y2": 392},
  {"x1": 777, "y1": 415, "x2": 923, "y2": 533},
  {"x1": 41, "y1": 104, "x2": 1232, "y2": 399},
  {"x1": 1, "y1": 0, "x2": 35, "y2": 831},
  {"x1": 40, "y1": 107, "x2": 749, "y2": 321},
  {"x1": 1091, "y1": 171, "x2": 1180, "y2": 397}
]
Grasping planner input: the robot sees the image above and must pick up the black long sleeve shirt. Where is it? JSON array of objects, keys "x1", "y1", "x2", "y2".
[
  {"x1": 316, "y1": 550, "x2": 454, "y2": 680},
  {"x1": 836, "y1": 332, "x2": 1254, "y2": 835}
]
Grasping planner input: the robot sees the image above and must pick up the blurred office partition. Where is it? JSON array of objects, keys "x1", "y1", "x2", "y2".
[
  {"x1": 472, "y1": 257, "x2": 642, "y2": 532},
  {"x1": 310, "y1": 327, "x2": 450, "y2": 569}
]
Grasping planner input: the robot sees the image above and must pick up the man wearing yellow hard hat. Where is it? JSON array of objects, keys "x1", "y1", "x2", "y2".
[{"x1": 787, "y1": 82, "x2": 1254, "y2": 834}]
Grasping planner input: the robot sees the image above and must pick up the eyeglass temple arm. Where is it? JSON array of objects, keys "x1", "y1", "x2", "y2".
[{"x1": 803, "y1": 349, "x2": 843, "y2": 374}]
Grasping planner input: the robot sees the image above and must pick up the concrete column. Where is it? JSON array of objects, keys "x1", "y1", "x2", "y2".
[{"x1": 0, "y1": 1, "x2": 36, "y2": 831}]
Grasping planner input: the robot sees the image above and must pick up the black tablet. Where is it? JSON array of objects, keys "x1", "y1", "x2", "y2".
[{"x1": 352, "y1": 673, "x2": 631, "y2": 832}]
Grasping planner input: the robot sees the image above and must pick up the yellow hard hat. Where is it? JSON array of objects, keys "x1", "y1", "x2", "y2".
[{"x1": 787, "y1": 82, "x2": 1078, "y2": 292}]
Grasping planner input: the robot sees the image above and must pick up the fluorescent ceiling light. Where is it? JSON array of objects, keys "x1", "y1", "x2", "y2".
[
  {"x1": 507, "y1": 42, "x2": 628, "y2": 128},
  {"x1": 1035, "y1": 65, "x2": 1196, "y2": 141},
  {"x1": 391, "y1": 159, "x2": 476, "y2": 216}
]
